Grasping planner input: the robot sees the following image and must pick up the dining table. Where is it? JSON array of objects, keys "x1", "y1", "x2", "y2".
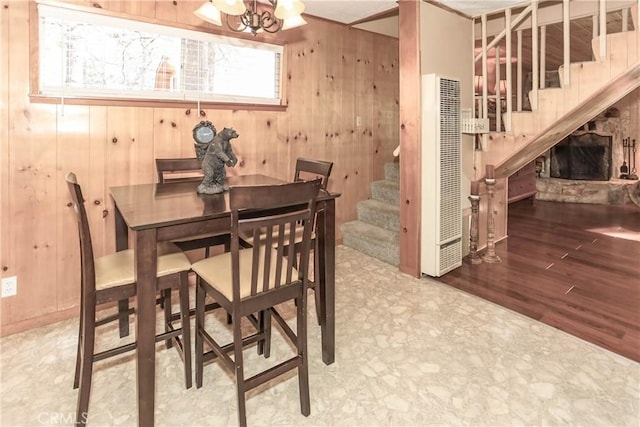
[{"x1": 109, "y1": 174, "x2": 339, "y2": 426}]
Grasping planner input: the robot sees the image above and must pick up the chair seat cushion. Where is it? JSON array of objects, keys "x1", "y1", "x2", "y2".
[
  {"x1": 95, "y1": 242, "x2": 191, "y2": 290},
  {"x1": 191, "y1": 246, "x2": 298, "y2": 301}
]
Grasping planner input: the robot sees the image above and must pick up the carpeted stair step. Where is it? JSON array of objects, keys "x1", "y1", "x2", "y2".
[
  {"x1": 341, "y1": 220, "x2": 399, "y2": 266},
  {"x1": 384, "y1": 161, "x2": 400, "y2": 183},
  {"x1": 356, "y1": 199, "x2": 400, "y2": 232},
  {"x1": 343, "y1": 160, "x2": 401, "y2": 266},
  {"x1": 371, "y1": 180, "x2": 400, "y2": 205}
]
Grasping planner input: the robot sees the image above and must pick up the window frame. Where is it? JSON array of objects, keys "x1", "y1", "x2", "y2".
[{"x1": 29, "y1": 0, "x2": 288, "y2": 111}]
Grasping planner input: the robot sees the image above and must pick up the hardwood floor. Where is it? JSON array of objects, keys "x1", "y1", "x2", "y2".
[{"x1": 437, "y1": 199, "x2": 640, "y2": 362}]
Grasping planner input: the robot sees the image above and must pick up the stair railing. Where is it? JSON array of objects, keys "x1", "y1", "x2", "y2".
[{"x1": 473, "y1": 0, "x2": 636, "y2": 136}]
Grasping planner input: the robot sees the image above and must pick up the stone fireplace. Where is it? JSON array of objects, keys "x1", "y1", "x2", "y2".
[{"x1": 535, "y1": 122, "x2": 639, "y2": 205}]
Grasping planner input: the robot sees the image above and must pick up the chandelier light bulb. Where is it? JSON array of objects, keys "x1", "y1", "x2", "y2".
[
  {"x1": 281, "y1": 14, "x2": 307, "y2": 30},
  {"x1": 194, "y1": 1, "x2": 222, "y2": 26},
  {"x1": 274, "y1": 0, "x2": 305, "y2": 19},
  {"x1": 212, "y1": 0, "x2": 247, "y2": 16}
]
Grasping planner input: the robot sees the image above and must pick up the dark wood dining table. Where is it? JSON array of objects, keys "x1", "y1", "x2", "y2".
[{"x1": 110, "y1": 174, "x2": 339, "y2": 426}]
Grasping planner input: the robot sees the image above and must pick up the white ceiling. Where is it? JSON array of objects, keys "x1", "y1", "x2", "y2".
[
  {"x1": 437, "y1": 0, "x2": 529, "y2": 17},
  {"x1": 303, "y1": 0, "x2": 397, "y2": 24},
  {"x1": 302, "y1": 0, "x2": 529, "y2": 24}
]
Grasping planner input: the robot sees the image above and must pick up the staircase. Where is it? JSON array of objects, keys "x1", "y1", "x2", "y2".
[
  {"x1": 487, "y1": 6, "x2": 640, "y2": 178},
  {"x1": 341, "y1": 161, "x2": 400, "y2": 266}
]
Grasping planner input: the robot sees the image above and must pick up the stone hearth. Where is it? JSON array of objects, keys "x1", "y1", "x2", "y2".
[{"x1": 536, "y1": 177, "x2": 639, "y2": 204}]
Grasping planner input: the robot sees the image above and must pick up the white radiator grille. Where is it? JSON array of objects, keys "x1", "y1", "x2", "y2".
[
  {"x1": 438, "y1": 78, "x2": 461, "y2": 243},
  {"x1": 421, "y1": 74, "x2": 462, "y2": 277}
]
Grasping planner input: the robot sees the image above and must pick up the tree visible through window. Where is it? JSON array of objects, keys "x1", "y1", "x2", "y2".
[{"x1": 37, "y1": 3, "x2": 283, "y2": 105}]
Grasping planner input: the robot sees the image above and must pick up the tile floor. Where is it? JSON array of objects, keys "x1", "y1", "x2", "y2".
[{"x1": 1, "y1": 246, "x2": 639, "y2": 426}]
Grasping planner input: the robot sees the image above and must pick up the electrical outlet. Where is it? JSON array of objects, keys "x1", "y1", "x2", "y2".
[
  {"x1": 1, "y1": 276, "x2": 17, "y2": 297},
  {"x1": 356, "y1": 116, "x2": 362, "y2": 127}
]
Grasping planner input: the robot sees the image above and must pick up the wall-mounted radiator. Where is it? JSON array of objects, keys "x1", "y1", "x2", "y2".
[{"x1": 421, "y1": 74, "x2": 462, "y2": 277}]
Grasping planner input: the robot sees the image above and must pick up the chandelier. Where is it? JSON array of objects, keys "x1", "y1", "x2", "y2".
[{"x1": 194, "y1": 0, "x2": 307, "y2": 36}]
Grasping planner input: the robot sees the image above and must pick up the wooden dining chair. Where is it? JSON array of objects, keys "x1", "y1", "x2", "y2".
[
  {"x1": 293, "y1": 158, "x2": 333, "y2": 322},
  {"x1": 156, "y1": 157, "x2": 231, "y2": 256},
  {"x1": 294, "y1": 157, "x2": 333, "y2": 190},
  {"x1": 239, "y1": 158, "x2": 333, "y2": 325},
  {"x1": 192, "y1": 179, "x2": 321, "y2": 427},
  {"x1": 66, "y1": 172, "x2": 193, "y2": 426},
  {"x1": 156, "y1": 157, "x2": 205, "y2": 183}
]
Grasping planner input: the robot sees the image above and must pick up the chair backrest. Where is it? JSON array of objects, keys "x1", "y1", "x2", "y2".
[
  {"x1": 156, "y1": 158, "x2": 203, "y2": 183},
  {"x1": 294, "y1": 158, "x2": 333, "y2": 190},
  {"x1": 229, "y1": 180, "x2": 321, "y2": 302},
  {"x1": 65, "y1": 172, "x2": 96, "y2": 301}
]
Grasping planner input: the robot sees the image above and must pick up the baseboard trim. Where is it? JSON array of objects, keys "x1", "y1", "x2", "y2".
[{"x1": 0, "y1": 306, "x2": 79, "y2": 337}]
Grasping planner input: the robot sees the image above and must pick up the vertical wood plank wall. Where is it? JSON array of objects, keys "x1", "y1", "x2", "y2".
[{"x1": 0, "y1": 0, "x2": 400, "y2": 333}]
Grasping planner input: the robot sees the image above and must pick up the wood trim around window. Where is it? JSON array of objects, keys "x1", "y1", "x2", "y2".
[{"x1": 29, "y1": 95, "x2": 288, "y2": 111}]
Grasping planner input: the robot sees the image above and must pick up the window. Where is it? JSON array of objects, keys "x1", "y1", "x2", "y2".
[{"x1": 35, "y1": 3, "x2": 284, "y2": 106}]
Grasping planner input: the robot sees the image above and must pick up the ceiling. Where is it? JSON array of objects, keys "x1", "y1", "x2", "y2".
[{"x1": 302, "y1": 0, "x2": 529, "y2": 24}]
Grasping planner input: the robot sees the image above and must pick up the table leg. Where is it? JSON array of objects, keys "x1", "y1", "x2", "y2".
[
  {"x1": 114, "y1": 205, "x2": 130, "y2": 338},
  {"x1": 317, "y1": 199, "x2": 335, "y2": 365},
  {"x1": 135, "y1": 228, "x2": 157, "y2": 426},
  {"x1": 114, "y1": 205, "x2": 129, "y2": 251}
]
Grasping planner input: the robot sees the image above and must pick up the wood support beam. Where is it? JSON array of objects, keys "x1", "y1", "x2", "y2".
[{"x1": 398, "y1": 0, "x2": 421, "y2": 277}]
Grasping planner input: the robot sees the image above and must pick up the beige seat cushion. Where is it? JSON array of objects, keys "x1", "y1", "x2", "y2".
[
  {"x1": 191, "y1": 246, "x2": 298, "y2": 301},
  {"x1": 95, "y1": 242, "x2": 191, "y2": 291}
]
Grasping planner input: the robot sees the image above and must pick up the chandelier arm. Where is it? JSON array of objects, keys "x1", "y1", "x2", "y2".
[
  {"x1": 240, "y1": 11, "x2": 252, "y2": 27},
  {"x1": 261, "y1": 20, "x2": 282, "y2": 33},
  {"x1": 225, "y1": 13, "x2": 248, "y2": 33},
  {"x1": 259, "y1": 10, "x2": 281, "y2": 33},
  {"x1": 260, "y1": 11, "x2": 277, "y2": 27}
]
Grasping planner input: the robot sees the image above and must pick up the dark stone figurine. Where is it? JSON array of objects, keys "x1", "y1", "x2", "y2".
[{"x1": 194, "y1": 127, "x2": 239, "y2": 194}]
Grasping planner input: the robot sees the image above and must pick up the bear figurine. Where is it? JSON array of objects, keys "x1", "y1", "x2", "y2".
[{"x1": 196, "y1": 127, "x2": 239, "y2": 194}]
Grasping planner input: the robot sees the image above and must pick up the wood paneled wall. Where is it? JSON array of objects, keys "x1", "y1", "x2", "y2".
[{"x1": 0, "y1": 0, "x2": 399, "y2": 333}]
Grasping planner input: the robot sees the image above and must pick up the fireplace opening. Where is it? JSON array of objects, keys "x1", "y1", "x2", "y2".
[{"x1": 550, "y1": 131, "x2": 612, "y2": 181}]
